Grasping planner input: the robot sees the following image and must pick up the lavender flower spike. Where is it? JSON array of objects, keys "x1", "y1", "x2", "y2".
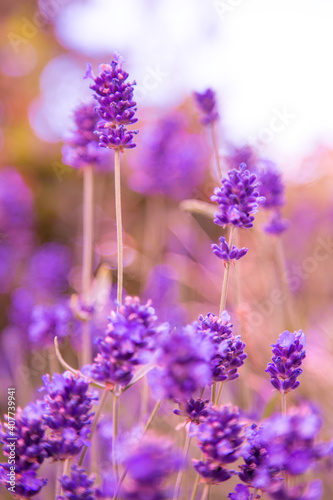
[
  {"x1": 57, "y1": 464, "x2": 96, "y2": 500},
  {"x1": 211, "y1": 163, "x2": 265, "y2": 229},
  {"x1": 263, "y1": 210, "x2": 290, "y2": 235},
  {"x1": 228, "y1": 484, "x2": 252, "y2": 500},
  {"x1": 212, "y1": 236, "x2": 248, "y2": 263},
  {"x1": 265, "y1": 330, "x2": 306, "y2": 393},
  {"x1": 193, "y1": 88, "x2": 219, "y2": 125}
]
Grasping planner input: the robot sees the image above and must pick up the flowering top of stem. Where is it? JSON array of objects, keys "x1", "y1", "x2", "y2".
[
  {"x1": 57, "y1": 464, "x2": 96, "y2": 500},
  {"x1": 193, "y1": 88, "x2": 219, "y2": 125},
  {"x1": 253, "y1": 159, "x2": 285, "y2": 209},
  {"x1": 212, "y1": 236, "x2": 248, "y2": 263},
  {"x1": 62, "y1": 101, "x2": 110, "y2": 170},
  {"x1": 263, "y1": 210, "x2": 290, "y2": 235},
  {"x1": 228, "y1": 484, "x2": 252, "y2": 500},
  {"x1": 85, "y1": 53, "x2": 138, "y2": 151},
  {"x1": 265, "y1": 330, "x2": 306, "y2": 393},
  {"x1": 211, "y1": 163, "x2": 265, "y2": 229},
  {"x1": 173, "y1": 398, "x2": 209, "y2": 424}
]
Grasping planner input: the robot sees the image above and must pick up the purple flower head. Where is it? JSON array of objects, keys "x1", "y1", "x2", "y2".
[
  {"x1": 193, "y1": 88, "x2": 219, "y2": 125},
  {"x1": 62, "y1": 101, "x2": 110, "y2": 170},
  {"x1": 194, "y1": 404, "x2": 244, "y2": 465},
  {"x1": 28, "y1": 301, "x2": 80, "y2": 348},
  {"x1": 85, "y1": 54, "x2": 138, "y2": 151},
  {"x1": 0, "y1": 401, "x2": 48, "y2": 497},
  {"x1": 57, "y1": 464, "x2": 96, "y2": 500},
  {"x1": 265, "y1": 330, "x2": 306, "y2": 393},
  {"x1": 83, "y1": 296, "x2": 163, "y2": 387},
  {"x1": 228, "y1": 484, "x2": 252, "y2": 500},
  {"x1": 40, "y1": 371, "x2": 97, "y2": 460},
  {"x1": 120, "y1": 436, "x2": 181, "y2": 500},
  {"x1": 193, "y1": 459, "x2": 235, "y2": 484},
  {"x1": 211, "y1": 163, "x2": 265, "y2": 229},
  {"x1": 173, "y1": 398, "x2": 209, "y2": 424},
  {"x1": 225, "y1": 145, "x2": 258, "y2": 171},
  {"x1": 212, "y1": 236, "x2": 248, "y2": 263},
  {"x1": 148, "y1": 324, "x2": 213, "y2": 400},
  {"x1": 197, "y1": 312, "x2": 247, "y2": 383},
  {"x1": 253, "y1": 159, "x2": 285, "y2": 209},
  {"x1": 128, "y1": 113, "x2": 208, "y2": 200},
  {"x1": 27, "y1": 242, "x2": 72, "y2": 297},
  {"x1": 263, "y1": 211, "x2": 290, "y2": 235}
]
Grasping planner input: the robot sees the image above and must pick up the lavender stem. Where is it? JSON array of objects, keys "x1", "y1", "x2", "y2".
[
  {"x1": 200, "y1": 483, "x2": 210, "y2": 500},
  {"x1": 113, "y1": 388, "x2": 120, "y2": 483},
  {"x1": 172, "y1": 431, "x2": 191, "y2": 500},
  {"x1": 218, "y1": 225, "x2": 236, "y2": 316},
  {"x1": 189, "y1": 469, "x2": 201, "y2": 500},
  {"x1": 210, "y1": 122, "x2": 222, "y2": 179},
  {"x1": 114, "y1": 149, "x2": 123, "y2": 309}
]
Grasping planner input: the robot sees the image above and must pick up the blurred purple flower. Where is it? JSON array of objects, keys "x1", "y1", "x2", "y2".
[
  {"x1": 41, "y1": 372, "x2": 97, "y2": 460},
  {"x1": 263, "y1": 211, "x2": 290, "y2": 235},
  {"x1": 128, "y1": 113, "x2": 208, "y2": 200},
  {"x1": 265, "y1": 330, "x2": 306, "y2": 393},
  {"x1": 148, "y1": 324, "x2": 213, "y2": 400},
  {"x1": 62, "y1": 101, "x2": 110, "y2": 170},
  {"x1": 224, "y1": 145, "x2": 258, "y2": 171},
  {"x1": 193, "y1": 88, "x2": 219, "y2": 125},
  {"x1": 57, "y1": 464, "x2": 96, "y2": 500},
  {"x1": 193, "y1": 460, "x2": 235, "y2": 484},
  {"x1": 173, "y1": 398, "x2": 209, "y2": 424},
  {"x1": 212, "y1": 236, "x2": 248, "y2": 262},
  {"x1": 211, "y1": 163, "x2": 265, "y2": 229},
  {"x1": 253, "y1": 159, "x2": 285, "y2": 209},
  {"x1": 85, "y1": 54, "x2": 138, "y2": 151},
  {"x1": 268, "y1": 480, "x2": 323, "y2": 500},
  {"x1": 228, "y1": 484, "x2": 252, "y2": 500}
]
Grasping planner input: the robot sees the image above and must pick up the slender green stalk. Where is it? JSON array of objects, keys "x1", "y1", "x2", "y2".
[
  {"x1": 210, "y1": 122, "x2": 223, "y2": 179},
  {"x1": 219, "y1": 226, "x2": 236, "y2": 316},
  {"x1": 112, "y1": 400, "x2": 162, "y2": 500},
  {"x1": 114, "y1": 149, "x2": 123, "y2": 308},
  {"x1": 79, "y1": 387, "x2": 110, "y2": 466},
  {"x1": 282, "y1": 392, "x2": 287, "y2": 415},
  {"x1": 82, "y1": 165, "x2": 94, "y2": 365},
  {"x1": 200, "y1": 483, "x2": 210, "y2": 500},
  {"x1": 113, "y1": 389, "x2": 120, "y2": 482},
  {"x1": 216, "y1": 382, "x2": 224, "y2": 406},
  {"x1": 172, "y1": 431, "x2": 191, "y2": 500},
  {"x1": 190, "y1": 470, "x2": 201, "y2": 500},
  {"x1": 211, "y1": 383, "x2": 216, "y2": 405},
  {"x1": 55, "y1": 460, "x2": 62, "y2": 498}
]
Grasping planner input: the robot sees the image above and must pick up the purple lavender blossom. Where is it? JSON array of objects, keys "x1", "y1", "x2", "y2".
[
  {"x1": 128, "y1": 113, "x2": 208, "y2": 200},
  {"x1": 193, "y1": 404, "x2": 244, "y2": 484},
  {"x1": 197, "y1": 312, "x2": 247, "y2": 383},
  {"x1": 0, "y1": 401, "x2": 48, "y2": 497},
  {"x1": 83, "y1": 296, "x2": 163, "y2": 387},
  {"x1": 41, "y1": 372, "x2": 97, "y2": 460},
  {"x1": 26, "y1": 242, "x2": 72, "y2": 296},
  {"x1": 173, "y1": 398, "x2": 209, "y2": 424},
  {"x1": 212, "y1": 236, "x2": 248, "y2": 262},
  {"x1": 62, "y1": 101, "x2": 110, "y2": 170},
  {"x1": 28, "y1": 301, "x2": 80, "y2": 347},
  {"x1": 84, "y1": 54, "x2": 138, "y2": 151},
  {"x1": 57, "y1": 464, "x2": 96, "y2": 500},
  {"x1": 211, "y1": 163, "x2": 265, "y2": 229},
  {"x1": 265, "y1": 330, "x2": 306, "y2": 393},
  {"x1": 253, "y1": 159, "x2": 285, "y2": 209},
  {"x1": 263, "y1": 211, "x2": 290, "y2": 235},
  {"x1": 148, "y1": 325, "x2": 213, "y2": 400},
  {"x1": 225, "y1": 145, "x2": 258, "y2": 171},
  {"x1": 193, "y1": 88, "x2": 219, "y2": 125},
  {"x1": 119, "y1": 436, "x2": 181, "y2": 500},
  {"x1": 228, "y1": 484, "x2": 252, "y2": 500}
]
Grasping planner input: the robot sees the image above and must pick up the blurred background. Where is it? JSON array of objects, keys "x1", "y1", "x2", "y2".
[{"x1": 1, "y1": 0, "x2": 333, "y2": 498}]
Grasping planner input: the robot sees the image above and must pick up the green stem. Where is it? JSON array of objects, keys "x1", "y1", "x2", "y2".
[
  {"x1": 282, "y1": 392, "x2": 287, "y2": 415},
  {"x1": 211, "y1": 383, "x2": 216, "y2": 405},
  {"x1": 82, "y1": 165, "x2": 94, "y2": 365},
  {"x1": 172, "y1": 432, "x2": 191, "y2": 500},
  {"x1": 113, "y1": 389, "x2": 120, "y2": 482},
  {"x1": 216, "y1": 382, "x2": 224, "y2": 406},
  {"x1": 55, "y1": 460, "x2": 62, "y2": 498},
  {"x1": 114, "y1": 149, "x2": 123, "y2": 309},
  {"x1": 200, "y1": 483, "x2": 210, "y2": 500},
  {"x1": 210, "y1": 122, "x2": 223, "y2": 179},
  {"x1": 78, "y1": 387, "x2": 110, "y2": 466},
  {"x1": 190, "y1": 472, "x2": 200, "y2": 500},
  {"x1": 219, "y1": 226, "x2": 236, "y2": 316}
]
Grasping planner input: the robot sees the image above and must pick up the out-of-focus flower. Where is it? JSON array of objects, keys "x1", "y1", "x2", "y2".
[
  {"x1": 265, "y1": 330, "x2": 306, "y2": 393},
  {"x1": 83, "y1": 296, "x2": 163, "y2": 387},
  {"x1": 263, "y1": 211, "x2": 290, "y2": 235},
  {"x1": 193, "y1": 88, "x2": 219, "y2": 125},
  {"x1": 268, "y1": 480, "x2": 323, "y2": 500},
  {"x1": 228, "y1": 484, "x2": 252, "y2": 500},
  {"x1": 57, "y1": 464, "x2": 96, "y2": 500},
  {"x1": 118, "y1": 436, "x2": 181, "y2": 500},
  {"x1": 193, "y1": 404, "x2": 244, "y2": 484},
  {"x1": 28, "y1": 301, "x2": 81, "y2": 348},
  {"x1": 85, "y1": 54, "x2": 138, "y2": 151},
  {"x1": 224, "y1": 145, "x2": 258, "y2": 171},
  {"x1": 211, "y1": 236, "x2": 248, "y2": 263},
  {"x1": 62, "y1": 101, "x2": 110, "y2": 170},
  {"x1": 253, "y1": 159, "x2": 285, "y2": 209},
  {"x1": 173, "y1": 398, "x2": 209, "y2": 424},
  {"x1": 0, "y1": 401, "x2": 48, "y2": 497},
  {"x1": 41, "y1": 372, "x2": 97, "y2": 460},
  {"x1": 128, "y1": 113, "x2": 208, "y2": 200},
  {"x1": 197, "y1": 312, "x2": 247, "y2": 383},
  {"x1": 148, "y1": 325, "x2": 213, "y2": 400},
  {"x1": 211, "y1": 163, "x2": 265, "y2": 229}
]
